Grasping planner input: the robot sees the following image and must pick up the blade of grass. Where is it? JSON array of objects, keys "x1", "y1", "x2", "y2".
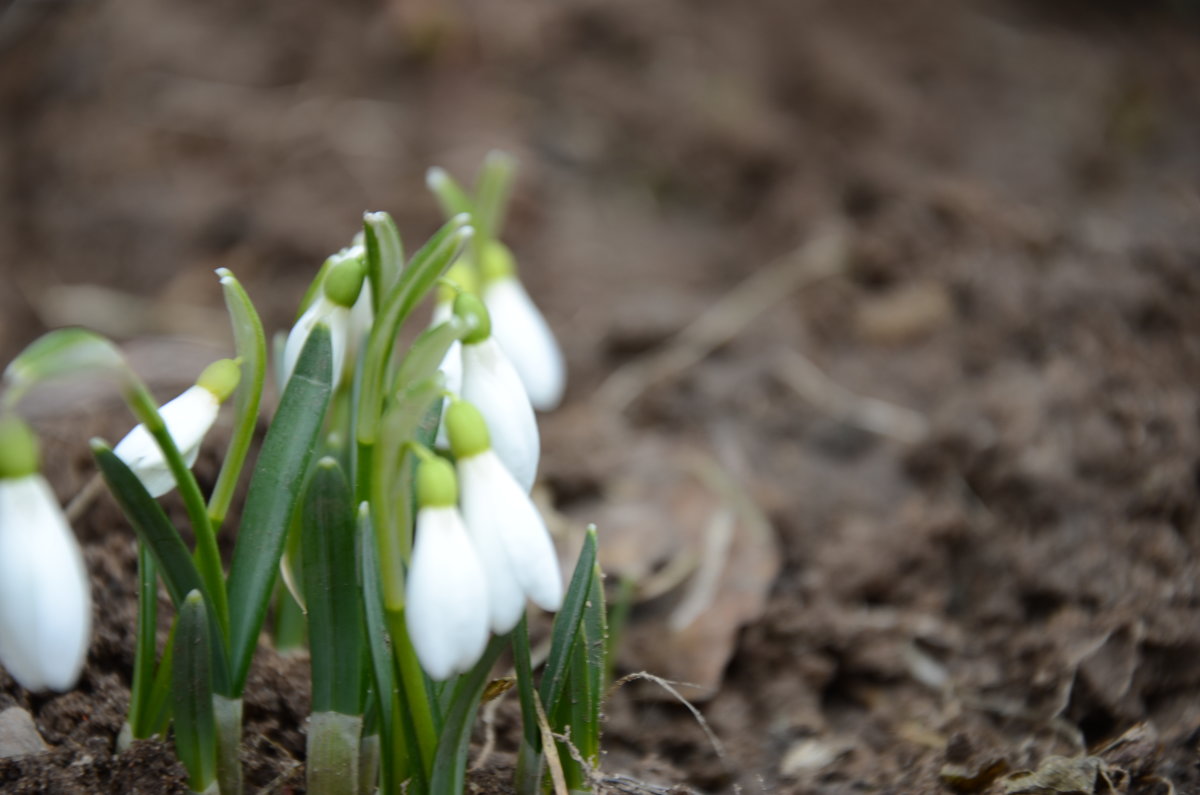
[
  {"x1": 209, "y1": 269, "x2": 267, "y2": 531},
  {"x1": 226, "y1": 323, "x2": 334, "y2": 694}
]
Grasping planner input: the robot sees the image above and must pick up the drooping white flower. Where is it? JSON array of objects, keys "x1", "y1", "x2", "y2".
[
  {"x1": 281, "y1": 254, "x2": 364, "y2": 389},
  {"x1": 481, "y1": 241, "x2": 565, "y2": 411},
  {"x1": 114, "y1": 358, "x2": 240, "y2": 498},
  {"x1": 447, "y1": 401, "x2": 562, "y2": 634},
  {"x1": 0, "y1": 417, "x2": 91, "y2": 692},
  {"x1": 454, "y1": 293, "x2": 540, "y2": 492},
  {"x1": 405, "y1": 457, "x2": 490, "y2": 679}
]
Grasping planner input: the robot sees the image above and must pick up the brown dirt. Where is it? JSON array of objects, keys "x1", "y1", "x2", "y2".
[{"x1": 3, "y1": 0, "x2": 1200, "y2": 793}]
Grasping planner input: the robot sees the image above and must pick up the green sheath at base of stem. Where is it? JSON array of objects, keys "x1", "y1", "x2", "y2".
[
  {"x1": 358, "y1": 732, "x2": 381, "y2": 795},
  {"x1": 213, "y1": 695, "x2": 244, "y2": 795},
  {"x1": 307, "y1": 712, "x2": 363, "y2": 795}
]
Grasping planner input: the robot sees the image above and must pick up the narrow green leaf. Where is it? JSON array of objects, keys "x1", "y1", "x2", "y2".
[
  {"x1": 144, "y1": 622, "x2": 177, "y2": 738},
  {"x1": 394, "y1": 319, "x2": 465, "y2": 392},
  {"x1": 128, "y1": 544, "x2": 159, "y2": 739},
  {"x1": 210, "y1": 269, "x2": 267, "y2": 530},
  {"x1": 539, "y1": 526, "x2": 598, "y2": 717},
  {"x1": 227, "y1": 324, "x2": 334, "y2": 694},
  {"x1": 428, "y1": 636, "x2": 507, "y2": 795},
  {"x1": 472, "y1": 150, "x2": 516, "y2": 250},
  {"x1": 173, "y1": 591, "x2": 217, "y2": 794},
  {"x1": 364, "y1": 211, "x2": 404, "y2": 310},
  {"x1": 359, "y1": 506, "x2": 409, "y2": 793},
  {"x1": 92, "y1": 442, "x2": 232, "y2": 695},
  {"x1": 513, "y1": 617, "x2": 544, "y2": 795},
  {"x1": 555, "y1": 559, "x2": 606, "y2": 790},
  {"x1": 356, "y1": 216, "x2": 471, "y2": 446},
  {"x1": 426, "y1": 167, "x2": 476, "y2": 220},
  {"x1": 303, "y1": 458, "x2": 365, "y2": 715},
  {"x1": 3, "y1": 328, "x2": 125, "y2": 407}
]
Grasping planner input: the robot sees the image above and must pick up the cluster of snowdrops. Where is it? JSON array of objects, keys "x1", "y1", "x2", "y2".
[{"x1": 0, "y1": 154, "x2": 608, "y2": 795}]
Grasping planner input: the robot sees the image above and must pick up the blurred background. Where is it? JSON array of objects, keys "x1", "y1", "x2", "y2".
[{"x1": 2, "y1": 0, "x2": 1200, "y2": 791}]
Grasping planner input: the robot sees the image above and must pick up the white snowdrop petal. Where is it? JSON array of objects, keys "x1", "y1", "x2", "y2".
[
  {"x1": 405, "y1": 507, "x2": 491, "y2": 679},
  {"x1": 281, "y1": 297, "x2": 347, "y2": 389},
  {"x1": 0, "y1": 476, "x2": 91, "y2": 692},
  {"x1": 485, "y1": 277, "x2": 566, "y2": 411},
  {"x1": 113, "y1": 386, "x2": 220, "y2": 498},
  {"x1": 460, "y1": 338, "x2": 539, "y2": 492},
  {"x1": 459, "y1": 453, "x2": 562, "y2": 618},
  {"x1": 458, "y1": 455, "x2": 532, "y2": 633}
]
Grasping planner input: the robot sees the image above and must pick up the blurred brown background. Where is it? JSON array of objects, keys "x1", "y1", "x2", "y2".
[{"x1": 3, "y1": 1, "x2": 1200, "y2": 792}]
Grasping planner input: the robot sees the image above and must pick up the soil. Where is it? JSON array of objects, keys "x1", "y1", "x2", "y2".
[{"x1": 2, "y1": 0, "x2": 1200, "y2": 793}]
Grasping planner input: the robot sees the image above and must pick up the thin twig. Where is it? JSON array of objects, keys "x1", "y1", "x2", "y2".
[
  {"x1": 774, "y1": 348, "x2": 930, "y2": 444},
  {"x1": 609, "y1": 672, "x2": 728, "y2": 768},
  {"x1": 594, "y1": 224, "x2": 848, "y2": 413}
]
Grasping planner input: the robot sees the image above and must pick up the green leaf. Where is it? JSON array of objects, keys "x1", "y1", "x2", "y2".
[
  {"x1": 357, "y1": 215, "x2": 472, "y2": 447},
  {"x1": 209, "y1": 269, "x2": 267, "y2": 530},
  {"x1": 3, "y1": 328, "x2": 125, "y2": 407},
  {"x1": 513, "y1": 618, "x2": 543, "y2": 795},
  {"x1": 226, "y1": 323, "x2": 334, "y2": 694},
  {"x1": 428, "y1": 636, "x2": 507, "y2": 795},
  {"x1": 143, "y1": 621, "x2": 177, "y2": 738},
  {"x1": 364, "y1": 211, "x2": 404, "y2": 312},
  {"x1": 472, "y1": 150, "x2": 516, "y2": 250},
  {"x1": 426, "y1": 167, "x2": 476, "y2": 221},
  {"x1": 128, "y1": 544, "x2": 159, "y2": 739},
  {"x1": 394, "y1": 319, "x2": 465, "y2": 393},
  {"x1": 173, "y1": 591, "x2": 218, "y2": 794},
  {"x1": 359, "y1": 506, "x2": 411, "y2": 793},
  {"x1": 303, "y1": 458, "x2": 365, "y2": 715},
  {"x1": 539, "y1": 526, "x2": 598, "y2": 717},
  {"x1": 554, "y1": 557, "x2": 607, "y2": 790},
  {"x1": 92, "y1": 441, "x2": 232, "y2": 695}
]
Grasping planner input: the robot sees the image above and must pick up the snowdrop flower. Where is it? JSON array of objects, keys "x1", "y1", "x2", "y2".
[
  {"x1": 0, "y1": 415, "x2": 91, "y2": 692},
  {"x1": 446, "y1": 400, "x2": 562, "y2": 634},
  {"x1": 481, "y1": 241, "x2": 566, "y2": 411},
  {"x1": 454, "y1": 292, "x2": 540, "y2": 492},
  {"x1": 431, "y1": 261, "x2": 478, "y2": 448},
  {"x1": 114, "y1": 358, "x2": 241, "y2": 498},
  {"x1": 281, "y1": 254, "x2": 365, "y2": 389},
  {"x1": 405, "y1": 456, "x2": 490, "y2": 680}
]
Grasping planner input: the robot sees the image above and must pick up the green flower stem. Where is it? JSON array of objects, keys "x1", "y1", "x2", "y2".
[
  {"x1": 128, "y1": 543, "x2": 159, "y2": 739},
  {"x1": 213, "y1": 694, "x2": 244, "y2": 795},
  {"x1": 307, "y1": 712, "x2": 363, "y2": 795},
  {"x1": 385, "y1": 607, "x2": 438, "y2": 781},
  {"x1": 209, "y1": 269, "x2": 266, "y2": 532},
  {"x1": 123, "y1": 382, "x2": 230, "y2": 644}
]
